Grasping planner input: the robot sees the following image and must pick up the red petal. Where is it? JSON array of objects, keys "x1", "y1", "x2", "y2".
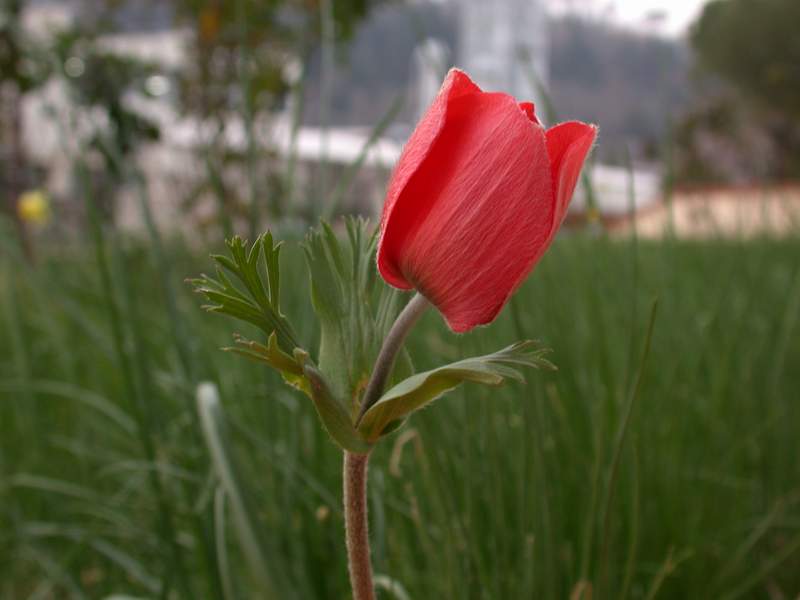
[
  {"x1": 379, "y1": 89, "x2": 553, "y2": 333},
  {"x1": 519, "y1": 102, "x2": 541, "y2": 125},
  {"x1": 377, "y1": 69, "x2": 481, "y2": 289},
  {"x1": 545, "y1": 121, "x2": 597, "y2": 235}
]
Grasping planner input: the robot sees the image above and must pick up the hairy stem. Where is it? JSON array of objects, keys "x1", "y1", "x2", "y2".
[
  {"x1": 357, "y1": 293, "x2": 429, "y2": 424},
  {"x1": 344, "y1": 293, "x2": 429, "y2": 600},
  {"x1": 344, "y1": 451, "x2": 375, "y2": 600}
]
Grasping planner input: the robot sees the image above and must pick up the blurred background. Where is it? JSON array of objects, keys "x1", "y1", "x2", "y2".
[{"x1": 1, "y1": 0, "x2": 799, "y2": 598}]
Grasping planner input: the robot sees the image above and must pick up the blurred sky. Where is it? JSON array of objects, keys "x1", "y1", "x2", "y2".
[{"x1": 549, "y1": 0, "x2": 710, "y2": 36}]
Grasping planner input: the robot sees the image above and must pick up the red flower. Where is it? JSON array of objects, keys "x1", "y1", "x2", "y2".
[{"x1": 377, "y1": 69, "x2": 597, "y2": 333}]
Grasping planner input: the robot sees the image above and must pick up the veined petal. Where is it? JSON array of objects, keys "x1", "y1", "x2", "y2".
[
  {"x1": 545, "y1": 121, "x2": 598, "y2": 235},
  {"x1": 377, "y1": 68, "x2": 596, "y2": 334},
  {"x1": 381, "y1": 90, "x2": 553, "y2": 333},
  {"x1": 378, "y1": 68, "x2": 481, "y2": 288}
]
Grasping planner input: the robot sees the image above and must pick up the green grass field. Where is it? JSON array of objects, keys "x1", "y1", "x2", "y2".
[{"x1": 2, "y1": 227, "x2": 799, "y2": 599}]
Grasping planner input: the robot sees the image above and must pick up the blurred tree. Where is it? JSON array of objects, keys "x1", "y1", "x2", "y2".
[
  {"x1": 678, "y1": 0, "x2": 800, "y2": 183},
  {"x1": 176, "y1": 0, "x2": 375, "y2": 116},
  {"x1": 174, "y1": 0, "x2": 384, "y2": 234},
  {"x1": 1, "y1": 0, "x2": 163, "y2": 240},
  {"x1": 0, "y1": 0, "x2": 49, "y2": 259},
  {"x1": 672, "y1": 96, "x2": 783, "y2": 184},
  {"x1": 691, "y1": 0, "x2": 800, "y2": 121},
  {"x1": 50, "y1": 30, "x2": 161, "y2": 220}
]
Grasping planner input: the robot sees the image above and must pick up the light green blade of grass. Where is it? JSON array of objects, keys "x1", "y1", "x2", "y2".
[
  {"x1": 196, "y1": 382, "x2": 278, "y2": 598},
  {"x1": 214, "y1": 486, "x2": 238, "y2": 600}
]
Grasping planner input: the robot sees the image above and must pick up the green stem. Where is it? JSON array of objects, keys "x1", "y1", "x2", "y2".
[
  {"x1": 356, "y1": 293, "x2": 429, "y2": 424},
  {"x1": 344, "y1": 451, "x2": 375, "y2": 600},
  {"x1": 344, "y1": 293, "x2": 429, "y2": 599}
]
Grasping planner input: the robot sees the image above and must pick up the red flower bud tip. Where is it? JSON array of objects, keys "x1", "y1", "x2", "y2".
[{"x1": 377, "y1": 68, "x2": 597, "y2": 333}]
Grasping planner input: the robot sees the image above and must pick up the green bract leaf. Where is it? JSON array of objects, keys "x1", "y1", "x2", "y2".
[
  {"x1": 357, "y1": 341, "x2": 556, "y2": 442},
  {"x1": 225, "y1": 333, "x2": 311, "y2": 397},
  {"x1": 303, "y1": 218, "x2": 406, "y2": 412},
  {"x1": 296, "y1": 351, "x2": 373, "y2": 454},
  {"x1": 189, "y1": 233, "x2": 299, "y2": 354}
]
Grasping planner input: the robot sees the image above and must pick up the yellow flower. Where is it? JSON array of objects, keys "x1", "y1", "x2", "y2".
[{"x1": 17, "y1": 190, "x2": 51, "y2": 225}]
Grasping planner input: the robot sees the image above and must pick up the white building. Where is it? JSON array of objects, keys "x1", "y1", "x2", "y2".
[{"x1": 458, "y1": 0, "x2": 549, "y2": 112}]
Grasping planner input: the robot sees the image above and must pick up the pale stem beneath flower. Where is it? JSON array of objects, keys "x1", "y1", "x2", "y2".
[
  {"x1": 356, "y1": 292, "x2": 430, "y2": 425},
  {"x1": 344, "y1": 451, "x2": 375, "y2": 600},
  {"x1": 344, "y1": 292, "x2": 429, "y2": 600}
]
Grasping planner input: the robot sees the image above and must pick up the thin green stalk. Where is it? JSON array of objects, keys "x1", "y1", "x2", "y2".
[
  {"x1": 578, "y1": 427, "x2": 605, "y2": 582},
  {"x1": 345, "y1": 294, "x2": 429, "y2": 599},
  {"x1": 356, "y1": 293, "x2": 429, "y2": 424},
  {"x1": 98, "y1": 120, "x2": 224, "y2": 596},
  {"x1": 214, "y1": 486, "x2": 237, "y2": 600},
  {"x1": 1, "y1": 262, "x2": 34, "y2": 438},
  {"x1": 324, "y1": 95, "x2": 404, "y2": 219},
  {"x1": 318, "y1": 0, "x2": 335, "y2": 205},
  {"x1": 597, "y1": 300, "x2": 658, "y2": 594},
  {"x1": 131, "y1": 171, "x2": 195, "y2": 382},
  {"x1": 284, "y1": 43, "x2": 312, "y2": 216},
  {"x1": 619, "y1": 444, "x2": 640, "y2": 600},
  {"x1": 81, "y1": 164, "x2": 195, "y2": 598},
  {"x1": 236, "y1": 0, "x2": 261, "y2": 240},
  {"x1": 719, "y1": 531, "x2": 800, "y2": 600},
  {"x1": 99, "y1": 127, "x2": 224, "y2": 597},
  {"x1": 531, "y1": 382, "x2": 556, "y2": 598},
  {"x1": 624, "y1": 147, "x2": 639, "y2": 388}
]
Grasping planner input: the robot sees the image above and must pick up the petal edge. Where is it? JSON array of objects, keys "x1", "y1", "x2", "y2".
[
  {"x1": 378, "y1": 69, "x2": 482, "y2": 288},
  {"x1": 545, "y1": 121, "x2": 597, "y2": 235}
]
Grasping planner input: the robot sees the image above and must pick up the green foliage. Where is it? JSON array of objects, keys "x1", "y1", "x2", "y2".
[
  {"x1": 190, "y1": 233, "x2": 299, "y2": 353},
  {"x1": 358, "y1": 341, "x2": 555, "y2": 442},
  {"x1": 303, "y1": 218, "x2": 386, "y2": 409},
  {"x1": 3, "y1": 233, "x2": 800, "y2": 597},
  {"x1": 299, "y1": 353, "x2": 374, "y2": 454},
  {"x1": 191, "y1": 221, "x2": 547, "y2": 453},
  {"x1": 190, "y1": 227, "x2": 377, "y2": 453},
  {"x1": 52, "y1": 31, "x2": 161, "y2": 170},
  {"x1": 0, "y1": 0, "x2": 49, "y2": 92}
]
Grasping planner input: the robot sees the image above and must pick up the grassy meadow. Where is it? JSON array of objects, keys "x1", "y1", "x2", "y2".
[{"x1": 1, "y1": 221, "x2": 799, "y2": 599}]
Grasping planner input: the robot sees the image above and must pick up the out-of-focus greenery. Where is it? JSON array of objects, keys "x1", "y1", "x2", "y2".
[
  {"x1": 2, "y1": 221, "x2": 799, "y2": 599},
  {"x1": 176, "y1": 0, "x2": 378, "y2": 117},
  {"x1": 51, "y1": 30, "x2": 163, "y2": 222},
  {"x1": 169, "y1": 0, "x2": 389, "y2": 239},
  {"x1": 1, "y1": 0, "x2": 165, "y2": 246},
  {"x1": 0, "y1": 0, "x2": 47, "y2": 92}
]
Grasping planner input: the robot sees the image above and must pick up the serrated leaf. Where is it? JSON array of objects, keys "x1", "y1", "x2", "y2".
[
  {"x1": 190, "y1": 232, "x2": 300, "y2": 354},
  {"x1": 357, "y1": 341, "x2": 555, "y2": 442},
  {"x1": 224, "y1": 333, "x2": 311, "y2": 396}
]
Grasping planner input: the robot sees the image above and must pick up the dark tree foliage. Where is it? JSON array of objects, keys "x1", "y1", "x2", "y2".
[
  {"x1": 675, "y1": 0, "x2": 800, "y2": 183},
  {"x1": 691, "y1": 0, "x2": 800, "y2": 120}
]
